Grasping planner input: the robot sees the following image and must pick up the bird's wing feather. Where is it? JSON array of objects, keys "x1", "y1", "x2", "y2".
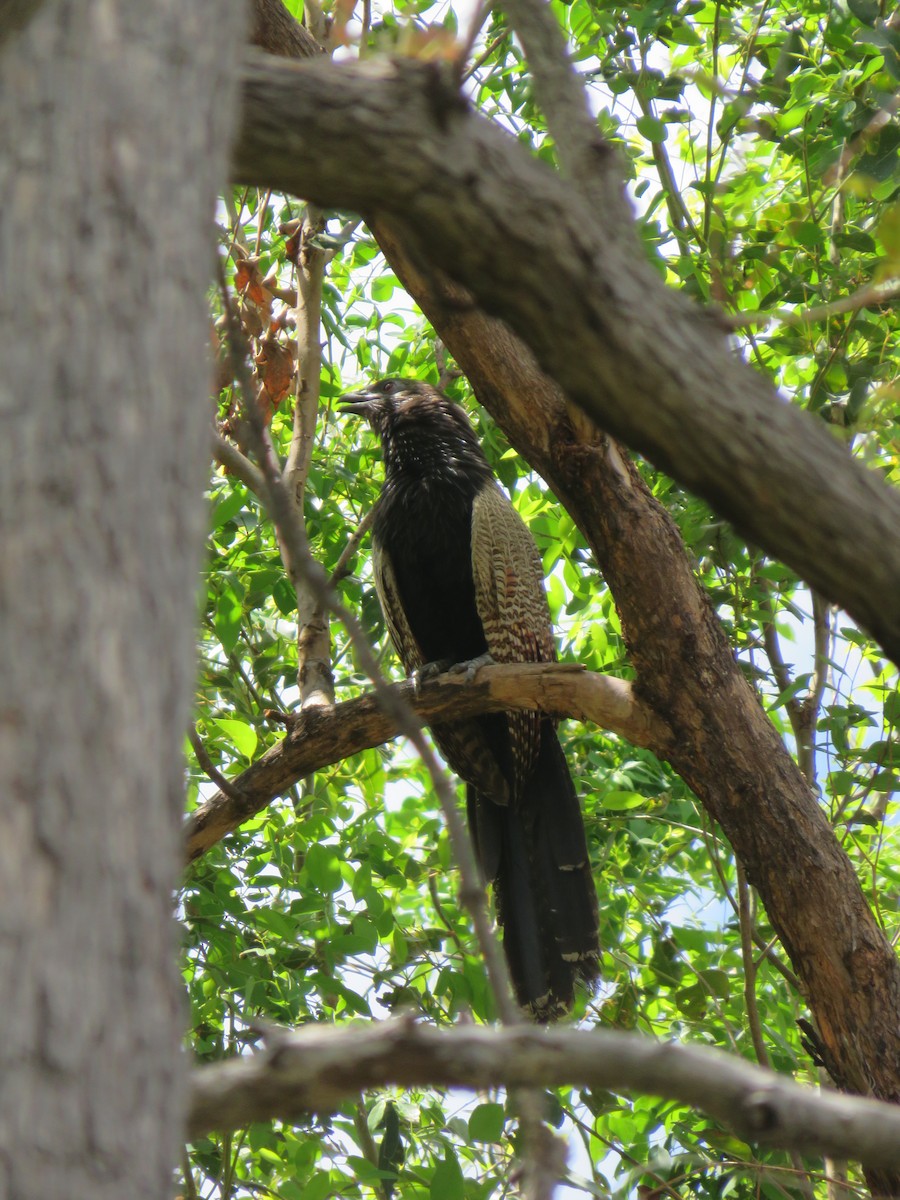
[
  {"x1": 471, "y1": 484, "x2": 555, "y2": 790},
  {"x1": 373, "y1": 540, "x2": 426, "y2": 675},
  {"x1": 471, "y1": 483, "x2": 555, "y2": 665},
  {"x1": 375, "y1": 529, "x2": 513, "y2": 801}
]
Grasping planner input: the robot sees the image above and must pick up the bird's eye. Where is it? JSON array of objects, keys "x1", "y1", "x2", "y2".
[{"x1": 382, "y1": 381, "x2": 395, "y2": 394}]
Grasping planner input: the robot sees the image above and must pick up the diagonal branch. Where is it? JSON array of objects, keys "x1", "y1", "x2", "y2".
[
  {"x1": 501, "y1": 0, "x2": 620, "y2": 216},
  {"x1": 184, "y1": 661, "x2": 665, "y2": 862}
]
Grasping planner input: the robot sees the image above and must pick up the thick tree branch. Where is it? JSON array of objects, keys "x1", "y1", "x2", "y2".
[
  {"x1": 249, "y1": 0, "x2": 321, "y2": 58},
  {"x1": 184, "y1": 662, "x2": 665, "y2": 862},
  {"x1": 187, "y1": 1019, "x2": 900, "y2": 1174},
  {"x1": 233, "y1": 51, "x2": 900, "y2": 668}
]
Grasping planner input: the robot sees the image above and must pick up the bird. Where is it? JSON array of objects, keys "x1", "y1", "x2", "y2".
[{"x1": 340, "y1": 377, "x2": 599, "y2": 1019}]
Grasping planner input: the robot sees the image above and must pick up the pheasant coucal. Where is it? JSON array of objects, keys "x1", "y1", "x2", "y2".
[{"x1": 340, "y1": 378, "x2": 599, "y2": 1019}]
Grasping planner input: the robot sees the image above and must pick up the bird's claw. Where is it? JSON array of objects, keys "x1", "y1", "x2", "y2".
[
  {"x1": 449, "y1": 652, "x2": 496, "y2": 684},
  {"x1": 412, "y1": 659, "x2": 452, "y2": 695}
]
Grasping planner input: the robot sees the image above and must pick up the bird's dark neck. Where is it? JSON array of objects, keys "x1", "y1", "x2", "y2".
[{"x1": 379, "y1": 402, "x2": 494, "y2": 498}]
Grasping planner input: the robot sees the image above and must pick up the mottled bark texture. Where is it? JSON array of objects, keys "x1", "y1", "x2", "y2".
[{"x1": 0, "y1": 2, "x2": 243, "y2": 1198}]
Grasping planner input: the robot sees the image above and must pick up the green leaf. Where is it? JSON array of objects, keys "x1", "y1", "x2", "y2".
[
  {"x1": 210, "y1": 718, "x2": 258, "y2": 761},
  {"x1": 214, "y1": 588, "x2": 243, "y2": 654},
  {"x1": 636, "y1": 114, "x2": 667, "y2": 143},
  {"x1": 430, "y1": 1153, "x2": 464, "y2": 1200},
  {"x1": 304, "y1": 844, "x2": 343, "y2": 893},
  {"x1": 664, "y1": 23, "x2": 701, "y2": 46},
  {"x1": 211, "y1": 487, "x2": 248, "y2": 529},
  {"x1": 601, "y1": 789, "x2": 645, "y2": 811},
  {"x1": 468, "y1": 1102, "x2": 505, "y2": 1143},
  {"x1": 346, "y1": 1156, "x2": 398, "y2": 1185},
  {"x1": 272, "y1": 577, "x2": 297, "y2": 615}
]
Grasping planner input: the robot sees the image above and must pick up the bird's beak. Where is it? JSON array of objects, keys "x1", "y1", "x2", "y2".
[{"x1": 337, "y1": 391, "x2": 378, "y2": 418}]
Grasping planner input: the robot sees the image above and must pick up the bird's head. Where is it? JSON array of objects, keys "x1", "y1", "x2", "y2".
[
  {"x1": 339, "y1": 376, "x2": 492, "y2": 482},
  {"x1": 338, "y1": 378, "x2": 435, "y2": 435}
]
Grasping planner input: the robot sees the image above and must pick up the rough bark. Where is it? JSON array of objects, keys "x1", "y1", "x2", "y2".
[
  {"x1": 233, "y1": 51, "x2": 900, "y2": 669},
  {"x1": 0, "y1": 2, "x2": 243, "y2": 1197},
  {"x1": 184, "y1": 662, "x2": 665, "y2": 861},
  {"x1": 0, "y1": 0, "x2": 44, "y2": 43},
  {"x1": 249, "y1": 0, "x2": 321, "y2": 58}
]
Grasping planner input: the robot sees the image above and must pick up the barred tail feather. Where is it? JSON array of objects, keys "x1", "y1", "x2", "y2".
[{"x1": 469, "y1": 722, "x2": 599, "y2": 1020}]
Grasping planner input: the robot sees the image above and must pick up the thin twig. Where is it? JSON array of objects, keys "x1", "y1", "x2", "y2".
[
  {"x1": 808, "y1": 594, "x2": 831, "y2": 728},
  {"x1": 759, "y1": 585, "x2": 806, "y2": 763},
  {"x1": 353, "y1": 1101, "x2": 391, "y2": 1200},
  {"x1": 455, "y1": 0, "x2": 492, "y2": 76},
  {"x1": 462, "y1": 29, "x2": 507, "y2": 83},
  {"x1": 181, "y1": 1147, "x2": 199, "y2": 1200},
  {"x1": 212, "y1": 430, "x2": 268, "y2": 497},
  {"x1": 723, "y1": 278, "x2": 900, "y2": 331},
  {"x1": 625, "y1": 45, "x2": 701, "y2": 254},
  {"x1": 737, "y1": 862, "x2": 770, "y2": 1069},
  {"x1": 702, "y1": 0, "x2": 722, "y2": 244},
  {"x1": 330, "y1": 507, "x2": 376, "y2": 586},
  {"x1": 188, "y1": 726, "x2": 246, "y2": 804},
  {"x1": 704, "y1": 815, "x2": 801, "y2": 990},
  {"x1": 284, "y1": 205, "x2": 333, "y2": 706}
]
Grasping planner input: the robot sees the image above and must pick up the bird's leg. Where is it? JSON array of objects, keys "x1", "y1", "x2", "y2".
[{"x1": 448, "y1": 652, "x2": 496, "y2": 684}]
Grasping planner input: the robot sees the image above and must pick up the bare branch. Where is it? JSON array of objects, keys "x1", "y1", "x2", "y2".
[
  {"x1": 212, "y1": 430, "x2": 268, "y2": 497},
  {"x1": 329, "y1": 507, "x2": 375, "y2": 585},
  {"x1": 725, "y1": 278, "x2": 900, "y2": 331},
  {"x1": 737, "y1": 862, "x2": 770, "y2": 1069},
  {"x1": 284, "y1": 205, "x2": 333, "y2": 706},
  {"x1": 249, "y1": 0, "x2": 322, "y2": 58},
  {"x1": 184, "y1": 661, "x2": 666, "y2": 861},
  {"x1": 187, "y1": 1018, "x2": 900, "y2": 1174},
  {"x1": 188, "y1": 726, "x2": 246, "y2": 805}
]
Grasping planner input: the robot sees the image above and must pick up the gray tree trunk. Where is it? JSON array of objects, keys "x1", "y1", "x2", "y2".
[{"x1": 0, "y1": 3, "x2": 243, "y2": 1196}]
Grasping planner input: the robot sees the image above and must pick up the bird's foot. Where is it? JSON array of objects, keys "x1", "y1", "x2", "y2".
[
  {"x1": 412, "y1": 659, "x2": 453, "y2": 694},
  {"x1": 449, "y1": 652, "x2": 496, "y2": 684}
]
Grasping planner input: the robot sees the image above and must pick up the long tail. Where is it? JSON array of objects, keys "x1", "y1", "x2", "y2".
[{"x1": 467, "y1": 721, "x2": 599, "y2": 1020}]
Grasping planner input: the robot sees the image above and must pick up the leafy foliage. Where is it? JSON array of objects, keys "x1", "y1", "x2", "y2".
[{"x1": 182, "y1": 2, "x2": 899, "y2": 1196}]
